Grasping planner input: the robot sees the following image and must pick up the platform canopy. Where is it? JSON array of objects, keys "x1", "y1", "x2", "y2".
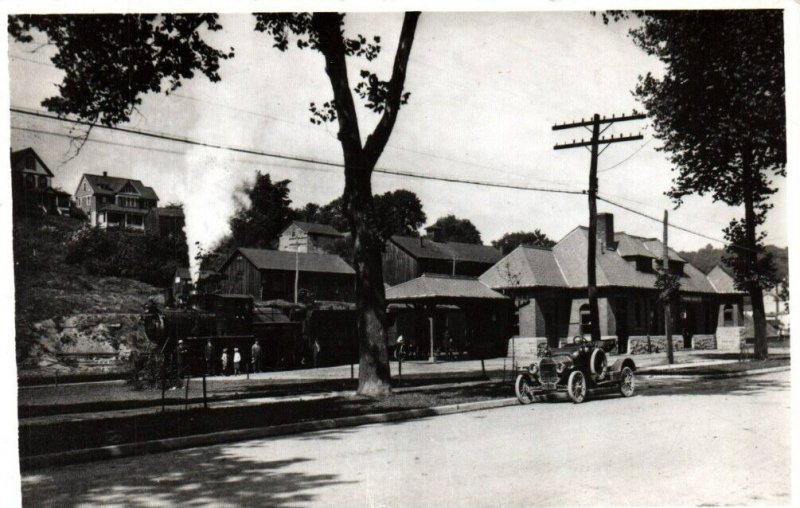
[{"x1": 385, "y1": 273, "x2": 508, "y2": 304}]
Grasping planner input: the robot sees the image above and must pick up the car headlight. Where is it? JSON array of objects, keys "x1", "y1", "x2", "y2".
[{"x1": 556, "y1": 362, "x2": 565, "y2": 374}]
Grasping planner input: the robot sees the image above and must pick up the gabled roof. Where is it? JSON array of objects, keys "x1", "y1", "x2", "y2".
[
  {"x1": 482, "y1": 225, "x2": 728, "y2": 295},
  {"x1": 479, "y1": 245, "x2": 567, "y2": 289},
  {"x1": 82, "y1": 173, "x2": 159, "y2": 201},
  {"x1": 226, "y1": 247, "x2": 355, "y2": 275},
  {"x1": 706, "y1": 265, "x2": 741, "y2": 293},
  {"x1": 11, "y1": 147, "x2": 54, "y2": 177},
  {"x1": 386, "y1": 273, "x2": 507, "y2": 302},
  {"x1": 390, "y1": 235, "x2": 502, "y2": 265},
  {"x1": 287, "y1": 221, "x2": 344, "y2": 237}
]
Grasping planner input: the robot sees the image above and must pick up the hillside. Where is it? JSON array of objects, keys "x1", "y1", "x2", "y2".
[
  {"x1": 679, "y1": 244, "x2": 789, "y2": 280},
  {"x1": 13, "y1": 215, "x2": 164, "y2": 376}
]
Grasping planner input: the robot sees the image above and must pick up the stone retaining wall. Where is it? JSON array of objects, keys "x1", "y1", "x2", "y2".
[
  {"x1": 716, "y1": 326, "x2": 745, "y2": 352},
  {"x1": 507, "y1": 337, "x2": 547, "y2": 368},
  {"x1": 628, "y1": 335, "x2": 685, "y2": 355},
  {"x1": 691, "y1": 334, "x2": 716, "y2": 350}
]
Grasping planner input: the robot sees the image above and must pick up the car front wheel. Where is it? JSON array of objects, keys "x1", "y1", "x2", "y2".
[
  {"x1": 619, "y1": 366, "x2": 635, "y2": 397},
  {"x1": 567, "y1": 371, "x2": 587, "y2": 403},
  {"x1": 514, "y1": 374, "x2": 536, "y2": 404}
]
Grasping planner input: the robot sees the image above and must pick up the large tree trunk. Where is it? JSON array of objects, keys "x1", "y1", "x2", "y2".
[
  {"x1": 743, "y1": 179, "x2": 768, "y2": 360},
  {"x1": 312, "y1": 12, "x2": 419, "y2": 396},
  {"x1": 344, "y1": 161, "x2": 392, "y2": 396}
]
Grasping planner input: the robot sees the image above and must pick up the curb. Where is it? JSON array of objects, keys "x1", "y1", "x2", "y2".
[
  {"x1": 20, "y1": 397, "x2": 518, "y2": 471},
  {"x1": 640, "y1": 365, "x2": 790, "y2": 380}
]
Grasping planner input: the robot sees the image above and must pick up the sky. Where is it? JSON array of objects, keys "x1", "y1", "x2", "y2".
[{"x1": 7, "y1": 11, "x2": 790, "y2": 273}]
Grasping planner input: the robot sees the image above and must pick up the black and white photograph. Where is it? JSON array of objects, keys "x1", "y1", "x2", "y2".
[{"x1": 2, "y1": 1, "x2": 796, "y2": 506}]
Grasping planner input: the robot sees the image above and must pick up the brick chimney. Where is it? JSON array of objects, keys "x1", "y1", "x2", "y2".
[
  {"x1": 102, "y1": 171, "x2": 108, "y2": 177},
  {"x1": 596, "y1": 213, "x2": 615, "y2": 250}
]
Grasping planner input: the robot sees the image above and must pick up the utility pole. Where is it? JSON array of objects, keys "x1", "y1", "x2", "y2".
[
  {"x1": 287, "y1": 230, "x2": 303, "y2": 304},
  {"x1": 663, "y1": 210, "x2": 675, "y2": 364},
  {"x1": 553, "y1": 111, "x2": 646, "y2": 343}
]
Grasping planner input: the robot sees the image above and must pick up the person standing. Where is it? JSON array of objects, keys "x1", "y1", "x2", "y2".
[
  {"x1": 312, "y1": 339, "x2": 321, "y2": 368},
  {"x1": 204, "y1": 340, "x2": 216, "y2": 376},
  {"x1": 221, "y1": 349, "x2": 229, "y2": 377},
  {"x1": 176, "y1": 339, "x2": 188, "y2": 378},
  {"x1": 233, "y1": 348, "x2": 242, "y2": 375},
  {"x1": 251, "y1": 340, "x2": 263, "y2": 373}
]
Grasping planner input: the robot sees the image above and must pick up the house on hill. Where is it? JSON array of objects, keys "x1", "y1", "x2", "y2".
[
  {"x1": 10, "y1": 147, "x2": 71, "y2": 215},
  {"x1": 74, "y1": 172, "x2": 159, "y2": 229},
  {"x1": 480, "y1": 213, "x2": 745, "y2": 353},
  {"x1": 218, "y1": 247, "x2": 355, "y2": 303},
  {"x1": 278, "y1": 221, "x2": 345, "y2": 254}
]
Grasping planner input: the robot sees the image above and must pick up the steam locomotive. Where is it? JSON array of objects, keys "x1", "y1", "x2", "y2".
[{"x1": 141, "y1": 292, "x2": 359, "y2": 374}]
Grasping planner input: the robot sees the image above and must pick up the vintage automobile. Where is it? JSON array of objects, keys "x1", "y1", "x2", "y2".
[{"x1": 514, "y1": 336, "x2": 636, "y2": 404}]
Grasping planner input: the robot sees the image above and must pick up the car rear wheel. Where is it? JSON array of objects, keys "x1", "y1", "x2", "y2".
[
  {"x1": 619, "y1": 366, "x2": 635, "y2": 397},
  {"x1": 514, "y1": 374, "x2": 536, "y2": 404},
  {"x1": 567, "y1": 371, "x2": 587, "y2": 403}
]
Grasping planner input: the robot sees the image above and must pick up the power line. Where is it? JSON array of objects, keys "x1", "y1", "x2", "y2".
[
  {"x1": 10, "y1": 106, "x2": 586, "y2": 197},
  {"x1": 599, "y1": 138, "x2": 653, "y2": 173}
]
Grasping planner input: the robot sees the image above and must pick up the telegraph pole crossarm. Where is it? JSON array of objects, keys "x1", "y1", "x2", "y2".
[{"x1": 551, "y1": 110, "x2": 647, "y2": 344}]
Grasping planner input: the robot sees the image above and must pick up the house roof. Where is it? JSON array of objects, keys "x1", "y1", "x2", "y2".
[
  {"x1": 11, "y1": 148, "x2": 54, "y2": 177},
  {"x1": 386, "y1": 273, "x2": 508, "y2": 302},
  {"x1": 706, "y1": 265, "x2": 740, "y2": 293},
  {"x1": 479, "y1": 245, "x2": 567, "y2": 289},
  {"x1": 288, "y1": 221, "x2": 344, "y2": 237},
  {"x1": 482, "y1": 225, "x2": 729, "y2": 294},
  {"x1": 174, "y1": 267, "x2": 192, "y2": 280},
  {"x1": 82, "y1": 173, "x2": 159, "y2": 201},
  {"x1": 390, "y1": 235, "x2": 502, "y2": 265},
  {"x1": 230, "y1": 247, "x2": 355, "y2": 275}
]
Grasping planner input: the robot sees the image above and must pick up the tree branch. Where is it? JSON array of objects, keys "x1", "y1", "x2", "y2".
[
  {"x1": 362, "y1": 12, "x2": 420, "y2": 168},
  {"x1": 311, "y1": 13, "x2": 364, "y2": 164}
]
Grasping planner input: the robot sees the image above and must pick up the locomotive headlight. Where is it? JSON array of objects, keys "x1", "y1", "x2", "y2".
[{"x1": 556, "y1": 362, "x2": 566, "y2": 374}]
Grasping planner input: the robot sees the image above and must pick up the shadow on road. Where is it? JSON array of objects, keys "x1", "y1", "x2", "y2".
[{"x1": 22, "y1": 447, "x2": 356, "y2": 507}]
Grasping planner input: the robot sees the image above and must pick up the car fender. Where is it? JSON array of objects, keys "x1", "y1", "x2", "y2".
[{"x1": 609, "y1": 357, "x2": 636, "y2": 373}]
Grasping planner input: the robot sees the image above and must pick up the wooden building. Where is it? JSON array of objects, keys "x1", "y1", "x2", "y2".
[
  {"x1": 218, "y1": 247, "x2": 355, "y2": 303},
  {"x1": 145, "y1": 206, "x2": 185, "y2": 237},
  {"x1": 382, "y1": 235, "x2": 502, "y2": 286},
  {"x1": 278, "y1": 221, "x2": 344, "y2": 254},
  {"x1": 10, "y1": 147, "x2": 71, "y2": 215}
]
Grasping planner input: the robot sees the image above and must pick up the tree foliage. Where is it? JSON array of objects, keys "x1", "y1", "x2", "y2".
[
  {"x1": 604, "y1": 10, "x2": 786, "y2": 359},
  {"x1": 8, "y1": 14, "x2": 233, "y2": 126},
  {"x1": 428, "y1": 215, "x2": 482, "y2": 244},
  {"x1": 65, "y1": 227, "x2": 190, "y2": 287},
  {"x1": 492, "y1": 230, "x2": 555, "y2": 254},
  {"x1": 229, "y1": 171, "x2": 294, "y2": 249}
]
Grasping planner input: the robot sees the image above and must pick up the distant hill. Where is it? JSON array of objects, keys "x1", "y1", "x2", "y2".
[
  {"x1": 678, "y1": 243, "x2": 788, "y2": 281},
  {"x1": 13, "y1": 215, "x2": 164, "y2": 376}
]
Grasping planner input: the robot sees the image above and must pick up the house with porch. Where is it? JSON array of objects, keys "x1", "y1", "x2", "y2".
[
  {"x1": 10, "y1": 147, "x2": 71, "y2": 215},
  {"x1": 74, "y1": 172, "x2": 159, "y2": 229},
  {"x1": 479, "y1": 213, "x2": 745, "y2": 354}
]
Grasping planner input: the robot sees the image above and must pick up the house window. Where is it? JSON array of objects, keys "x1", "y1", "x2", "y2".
[
  {"x1": 26, "y1": 174, "x2": 35, "y2": 188},
  {"x1": 38, "y1": 176, "x2": 47, "y2": 189},
  {"x1": 128, "y1": 215, "x2": 143, "y2": 227},
  {"x1": 723, "y1": 304, "x2": 734, "y2": 326},
  {"x1": 118, "y1": 196, "x2": 139, "y2": 208},
  {"x1": 25, "y1": 156, "x2": 34, "y2": 170},
  {"x1": 579, "y1": 304, "x2": 592, "y2": 337}
]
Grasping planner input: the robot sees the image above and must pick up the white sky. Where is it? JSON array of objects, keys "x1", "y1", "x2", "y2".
[{"x1": 7, "y1": 11, "x2": 790, "y2": 269}]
